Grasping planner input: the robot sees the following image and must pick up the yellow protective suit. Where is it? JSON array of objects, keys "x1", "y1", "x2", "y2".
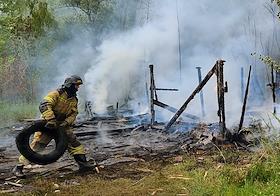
[{"x1": 19, "y1": 89, "x2": 85, "y2": 165}]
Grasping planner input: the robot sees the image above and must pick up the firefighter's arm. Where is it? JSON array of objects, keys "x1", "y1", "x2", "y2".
[
  {"x1": 64, "y1": 102, "x2": 78, "y2": 126},
  {"x1": 39, "y1": 91, "x2": 59, "y2": 121}
]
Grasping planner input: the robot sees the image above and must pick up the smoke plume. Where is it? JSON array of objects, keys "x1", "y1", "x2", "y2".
[{"x1": 41, "y1": 0, "x2": 279, "y2": 126}]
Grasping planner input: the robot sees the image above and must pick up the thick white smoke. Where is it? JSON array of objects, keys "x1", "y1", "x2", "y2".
[
  {"x1": 40, "y1": 0, "x2": 279, "y2": 127},
  {"x1": 84, "y1": 19, "x2": 178, "y2": 113},
  {"x1": 83, "y1": 0, "x2": 278, "y2": 126}
]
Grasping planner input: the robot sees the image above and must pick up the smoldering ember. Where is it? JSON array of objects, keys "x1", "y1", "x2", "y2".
[{"x1": 1, "y1": 0, "x2": 280, "y2": 195}]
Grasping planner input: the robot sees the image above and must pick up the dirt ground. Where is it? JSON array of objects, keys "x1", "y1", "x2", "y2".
[{"x1": 0, "y1": 116, "x2": 235, "y2": 193}]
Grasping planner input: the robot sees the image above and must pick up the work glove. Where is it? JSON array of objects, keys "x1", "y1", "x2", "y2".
[
  {"x1": 45, "y1": 119, "x2": 57, "y2": 130},
  {"x1": 59, "y1": 121, "x2": 69, "y2": 128}
]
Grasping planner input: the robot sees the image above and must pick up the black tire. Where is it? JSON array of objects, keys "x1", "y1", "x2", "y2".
[{"x1": 16, "y1": 120, "x2": 68, "y2": 165}]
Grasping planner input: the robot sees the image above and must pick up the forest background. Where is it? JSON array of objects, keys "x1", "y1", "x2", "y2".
[
  {"x1": 1, "y1": 0, "x2": 280, "y2": 126},
  {"x1": 0, "y1": 0, "x2": 146, "y2": 125}
]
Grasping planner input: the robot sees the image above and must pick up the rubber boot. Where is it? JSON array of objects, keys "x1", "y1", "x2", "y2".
[
  {"x1": 12, "y1": 165, "x2": 26, "y2": 178},
  {"x1": 73, "y1": 154, "x2": 92, "y2": 172}
]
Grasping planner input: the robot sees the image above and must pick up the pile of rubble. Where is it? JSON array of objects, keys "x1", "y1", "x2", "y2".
[{"x1": 0, "y1": 110, "x2": 261, "y2": 194}]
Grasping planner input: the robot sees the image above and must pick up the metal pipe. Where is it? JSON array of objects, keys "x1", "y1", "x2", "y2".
[
  {"x1": 176, "y1": 0, "x2": 182, "y2": 82},
  {"x1": 241, "y1": 67, "x2": 244, "y2": 102},
  {"x1": 196, "y1": 66, "x2": 206, "y2": 117}
]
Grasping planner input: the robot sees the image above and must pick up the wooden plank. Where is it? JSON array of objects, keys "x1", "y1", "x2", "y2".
[{"x1": 153, "y1": 100, "x2": 199, "y2": 121}]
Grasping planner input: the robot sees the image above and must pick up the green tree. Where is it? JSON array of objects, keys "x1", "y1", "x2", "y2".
[
  {"x1": 0, "y1": 0, "x2": 55, "y2": 39},
  {"x1": 0, "y1": 0, "x2": 56, "y2": 102},
  {"x1": 61, "y1": 0, "x2": 114, "y2": 31}
]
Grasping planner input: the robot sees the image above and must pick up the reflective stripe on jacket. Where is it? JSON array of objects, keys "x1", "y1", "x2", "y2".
[{"x1": 40, "y1": 89, "x2": 78, "y2": 125}]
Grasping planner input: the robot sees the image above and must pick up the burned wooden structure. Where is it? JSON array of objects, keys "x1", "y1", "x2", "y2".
[
  {"x1": 149, "y1": 64, "x2": 200, "y2": 126},
  {"x1": 148, "y1": 60, "x2": 228, "y2": 136},
  {"x1": 0, "y1": 60, "x2": 260, "y2": 193}
]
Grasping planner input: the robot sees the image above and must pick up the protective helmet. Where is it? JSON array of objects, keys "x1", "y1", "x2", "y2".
[{"x1": 63, "y1": 75, "x2": 83, "y2": 88}]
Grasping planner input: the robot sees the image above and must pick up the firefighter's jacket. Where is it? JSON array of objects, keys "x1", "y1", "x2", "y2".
[{"x1": 39, "y1": 89, "x2": 78, "y2": 125}]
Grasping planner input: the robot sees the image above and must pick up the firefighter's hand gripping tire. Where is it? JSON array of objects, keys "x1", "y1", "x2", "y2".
[{"x1": 16, "y1": 120, "x2": 68, "y2": 165}]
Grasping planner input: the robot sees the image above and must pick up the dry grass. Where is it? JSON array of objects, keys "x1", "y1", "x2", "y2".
[{"x1": 5, "y1": 145, "x2": 280, "y2": 196}]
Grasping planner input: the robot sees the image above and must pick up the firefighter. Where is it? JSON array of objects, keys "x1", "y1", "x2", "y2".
[{"x1": 13, "y1": 75, "x2": 92, "y2": 178}]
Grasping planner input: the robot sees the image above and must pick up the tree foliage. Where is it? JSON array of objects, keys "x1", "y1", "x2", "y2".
[
  {"x1": 260, "y1": 1, "x2": 280, "y2": 72},
  {"x1": 272, "y1": 0, "x2": 280, "y2": 7},
  {"x1": 0, "y1": 0, "x2": 141, "y2": 103},
  {"x1": 61, "y1": 0, "x2": 114, "y2": 31},
  {"x1": 0, "y1": 0, "x2": 56, "y2": 40},
  {"x1": 0, "y1": 0, "x2": 56, "y2": 102}
]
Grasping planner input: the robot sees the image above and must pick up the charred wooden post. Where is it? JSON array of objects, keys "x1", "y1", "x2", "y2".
[
  {"x1": 271, "y1": 65, "x2": 276, "y2": 114},
  {"x1": 238, "y1": 66, "x2": 252, "y2": 132},
  {"x1": 220, "y1": 61, "x2": 227, "y2": 136},
  {"x1": 196, "y1": 66, "x2": 206, "y2": 117},
  {"x1": 149, "y1": 64, "x2": 155, "y2": 125},
  {"x1": 216, "y1": 65, "x2": 221, "y2": 123},
  {"x1": 165, "y1": 61, "x2": 219, "y2": 130},
  {"x1": 216, "y1": 60, "x2": 227, "y2": 136}
]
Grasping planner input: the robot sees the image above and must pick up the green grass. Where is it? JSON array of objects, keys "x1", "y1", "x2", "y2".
[{"x1": 0, "y1": 102, "x2": 38, "y2": 127}]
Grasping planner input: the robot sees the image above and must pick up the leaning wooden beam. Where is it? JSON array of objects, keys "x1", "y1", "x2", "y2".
[
  {"x1": 165, "y1": 61, "x2": 220, "y2": 130},
  {"x1": 153, "y1": 100, "x2": 200, "y2": 121},
  {"x1": 238, "y1": 65, "x2": 252, "y2": 132}
]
